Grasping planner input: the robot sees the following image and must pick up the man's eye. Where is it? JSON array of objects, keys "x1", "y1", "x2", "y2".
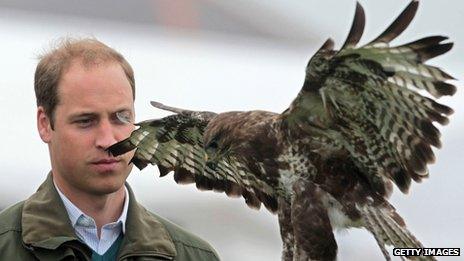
[{"x1": 75, "y1": 119, "x2": 93, "y2": 127}]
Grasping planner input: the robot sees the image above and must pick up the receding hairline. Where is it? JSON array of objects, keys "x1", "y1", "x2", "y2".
[
  {"x1": 59, "y1": 57, "x2": 128, "y2": 81},
  {"x1": 34, "y1": 37, "x2": 136, "y2": 129},
  {"x1": 37, "y1": 38, "x2": 129, "y2": 76}
]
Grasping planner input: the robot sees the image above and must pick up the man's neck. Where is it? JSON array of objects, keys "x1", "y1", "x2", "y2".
[{"x1": 53, "y1": 174, "x2": 126, "y2": 234}]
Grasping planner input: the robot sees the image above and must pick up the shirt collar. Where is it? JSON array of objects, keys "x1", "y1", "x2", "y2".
[
  {"x1": 53, "y1": 182, "x2": 130, "y2": 234},
  {"x1": 22, "y1": 173, "x2": 176, "y2": 257}
]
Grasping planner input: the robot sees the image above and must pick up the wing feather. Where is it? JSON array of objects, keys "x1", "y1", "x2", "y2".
[
  {"x1": 368, "y1": 0, "x2": 419, "y2": 45},
  {"x1": 341, "y1": 2, "x2": 365, "y2": 49},
  {"x1": 108, "y1": 112, "x2": 279, "y2": 212},
  {"x1": 282, "y1": 1, "x2": 456, "y2": 196}
]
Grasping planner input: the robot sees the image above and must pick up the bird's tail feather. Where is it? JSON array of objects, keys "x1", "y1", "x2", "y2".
[{"x1": 360, "y1": 204, "x2": 436, "y2": 261}]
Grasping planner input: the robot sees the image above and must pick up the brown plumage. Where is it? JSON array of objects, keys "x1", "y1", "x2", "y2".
[{"x1": 108, "y1": 1, "x2": 456, "y2": 260}]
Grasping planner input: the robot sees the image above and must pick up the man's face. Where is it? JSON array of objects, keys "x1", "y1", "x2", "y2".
[{"x1": 39, "y1": 60, "x2": 135, "y2": 196}]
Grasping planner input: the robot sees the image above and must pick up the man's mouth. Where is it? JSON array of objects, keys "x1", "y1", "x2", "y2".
[
  {"x1": 93, "y1": 158, "x2": 121, "y2": 164},
  {"x1": 91, "y1": 158, "x2": 122, "y2": 172}
]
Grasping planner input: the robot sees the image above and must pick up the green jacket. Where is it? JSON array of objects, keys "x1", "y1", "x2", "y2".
[{"x1": 0, "y1": 174, "x2": 220, "y2": 261}]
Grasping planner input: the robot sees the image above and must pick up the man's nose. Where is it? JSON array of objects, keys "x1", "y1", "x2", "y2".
[{"x1": 95, "y1": 119, "x2": 118, "y2": 150}]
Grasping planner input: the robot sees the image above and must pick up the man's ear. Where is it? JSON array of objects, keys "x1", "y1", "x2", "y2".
[{"x1": 37, "y1": 106, "x2": 52, "y2": 143}]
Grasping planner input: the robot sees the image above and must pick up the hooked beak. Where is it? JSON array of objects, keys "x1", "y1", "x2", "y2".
[
  {"x1": 204, "y1": 153, "x2": 218, "y2": 170},
  {"x1": 206, "y1": 161, "x2": 217, "y2": 170}
]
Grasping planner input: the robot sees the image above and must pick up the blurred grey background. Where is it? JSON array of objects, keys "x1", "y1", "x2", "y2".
[{"x1": 0, "y1": 0, "x2": 462, "y2": 260}]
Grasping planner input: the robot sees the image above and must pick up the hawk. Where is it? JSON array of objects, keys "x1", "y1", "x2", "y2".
[{"x1": 108, "y1": 1, "x2": 456, "y2": 260}]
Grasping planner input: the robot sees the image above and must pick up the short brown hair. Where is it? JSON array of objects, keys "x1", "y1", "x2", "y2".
[{"x1": 34, "y1": 37, "x2": 135, "y2": 129}]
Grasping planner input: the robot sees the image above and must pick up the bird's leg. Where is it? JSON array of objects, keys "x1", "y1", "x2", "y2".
[
  {"x1": 278, "y1": 198, "x2": 295, "y2": 261},
  {"x1": 291, "y1": 179, "x2": 337, "y2": 261}
]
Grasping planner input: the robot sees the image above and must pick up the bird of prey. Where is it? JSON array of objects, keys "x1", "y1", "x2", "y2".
[{"x1": 108, "y1": 1, "x2": 456, "y2": 260}]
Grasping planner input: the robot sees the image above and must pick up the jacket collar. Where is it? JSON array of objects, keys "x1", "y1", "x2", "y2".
[{"x1": 21, "y1": 173, "x2": 176, "y2": 258}]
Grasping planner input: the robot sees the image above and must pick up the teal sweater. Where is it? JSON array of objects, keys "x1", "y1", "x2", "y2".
[{"x1": 91, "y1": 234, "x2": 123, "y2": 261}]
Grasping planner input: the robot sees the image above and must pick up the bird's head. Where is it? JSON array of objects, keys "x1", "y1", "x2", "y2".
[
  {"x1": 203, "y1": 112, "x2": 243, "y2": 169},
  {"x1": 203, "y1": 132, "x2": 227, "y2": 170}
]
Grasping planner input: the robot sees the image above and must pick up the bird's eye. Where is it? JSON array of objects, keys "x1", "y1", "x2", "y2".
[{"x1": 208, "y1": 141, "x2": 219, "y2": 150}]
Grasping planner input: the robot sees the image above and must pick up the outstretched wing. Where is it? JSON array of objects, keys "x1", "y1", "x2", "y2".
[
  {"x1": 108, "y1": 102, "x2": 278, "y2": 212},
  {"x1": 282, "y1": 1, "x2": 456, "y2": 196}
]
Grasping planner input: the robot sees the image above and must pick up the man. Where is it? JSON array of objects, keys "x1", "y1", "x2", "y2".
[{"x1": 0, "y1": 38, "x2": 220, "y2": 260}]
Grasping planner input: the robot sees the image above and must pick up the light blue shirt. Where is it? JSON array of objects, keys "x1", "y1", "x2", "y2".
[{"x1": 54, "y1": 182, "x2": 129, "y2": 255}]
